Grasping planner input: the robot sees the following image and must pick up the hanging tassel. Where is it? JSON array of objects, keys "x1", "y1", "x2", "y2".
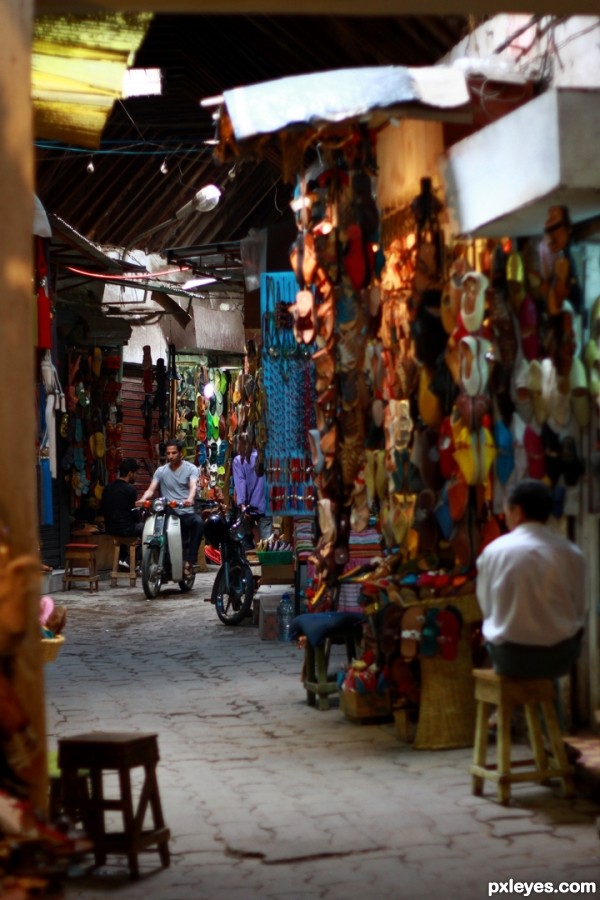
[
  {"x1": 39, "y1": 457, "x2": 53, "y2": 526},
  {"x1": 35, "y1": 238, "x2": 52, "y2": 350}
]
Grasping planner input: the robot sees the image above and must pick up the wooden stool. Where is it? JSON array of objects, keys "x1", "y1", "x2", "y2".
[
  {"x1": 62, "y1": 543, "x2": 99, "y2": 593},
  {"x1": 58, "y1": 732, "x2": 170, "y2": 879},
  {"x1": 304, "y1": 627, "x2": 360, "y2": 711},
  {"x1": 470, "y1": 668, "x2": 575, "y2": 805},
  {"x1": 110, "y1": 537, "x2": 140, "y2": 587}
]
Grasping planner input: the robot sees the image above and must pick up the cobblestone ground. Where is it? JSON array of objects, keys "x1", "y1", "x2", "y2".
[{"x1": 44, "y1": 573, "x2": 600, "y2": 900}]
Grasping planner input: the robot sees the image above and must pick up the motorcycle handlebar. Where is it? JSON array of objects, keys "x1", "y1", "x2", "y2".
[{"x1": 137, "y1": 498, "x2": 190, "y2": 510}]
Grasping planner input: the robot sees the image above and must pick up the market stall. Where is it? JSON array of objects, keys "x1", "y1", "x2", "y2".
[{"x1": 213, "y1": 63, "x2": 600, "y2": 737}]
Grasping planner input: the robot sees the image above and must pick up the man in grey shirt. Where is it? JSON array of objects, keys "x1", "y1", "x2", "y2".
[{"x1": 139, "y1": 439, "x2": 203, "y2": 576}]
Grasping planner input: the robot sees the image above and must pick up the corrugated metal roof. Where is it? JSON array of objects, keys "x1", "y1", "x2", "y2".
[
  {"x1": 35, "y1": 13, "x2": 470, "y2": 275},
  {"x1": 33, "y1": 12, "x2": 153, "y2": 148}
]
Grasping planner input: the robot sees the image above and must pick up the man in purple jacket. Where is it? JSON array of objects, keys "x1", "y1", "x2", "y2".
[{"x1": 232, "y1": 434, "x2": 272, "y2": 549}]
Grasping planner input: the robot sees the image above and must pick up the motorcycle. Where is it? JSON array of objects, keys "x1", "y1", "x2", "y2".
[
  {"x1": 140, "y1": 498, "x2": 196, "y2": 599},
  {"x1": 203, "y1": 504, "x2": 255, "y2": 625}
]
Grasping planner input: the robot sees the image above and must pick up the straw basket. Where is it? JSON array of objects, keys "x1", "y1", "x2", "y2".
[
  {"x1": 41, "y1": 634, "x2": 65, "y2": 664},
  {"x1": 412, "y1": 593, "x2": 481, "y2": 751}
]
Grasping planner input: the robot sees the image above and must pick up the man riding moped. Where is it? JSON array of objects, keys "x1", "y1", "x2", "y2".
[{"x1": 137, "y1": 439, "x2": 204, "y2": 579}]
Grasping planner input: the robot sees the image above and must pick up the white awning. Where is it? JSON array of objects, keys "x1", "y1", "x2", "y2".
[
  {"x1": 443, "y1": 87, "x2": 600, "y2": 237},
  {"x1": 217, "y1": 64, "x2": 471, "y2": 147}
]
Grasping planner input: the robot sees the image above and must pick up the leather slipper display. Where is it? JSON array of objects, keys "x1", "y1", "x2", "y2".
[
  {"x1": 400, "y1": 605, "x2": 425, "y2": 660},
  {"x1": 379, "y1": 603, "x2": 404, "y2": 660},
  {"x1": 459, "y1": 271, "x2": 488, "y2": 334},
  {"x1": 420, "y1": 607, "x2": 440, "y2": 657},
  {"x1": 435, "y1": 607, "x2": 462, "y2": 661}
]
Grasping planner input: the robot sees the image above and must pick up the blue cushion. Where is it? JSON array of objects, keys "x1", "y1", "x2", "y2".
[{"x1": 290, "y1": 612, "x2": 366, "y2": 647}]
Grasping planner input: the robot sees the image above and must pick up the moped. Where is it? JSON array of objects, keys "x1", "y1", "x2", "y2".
[
  {"x1": 140, "y1": 498, "x2": 196, "y2": 599},
  {"x1": 203, "y1": 505, "x2": 255, "y2": 625}
]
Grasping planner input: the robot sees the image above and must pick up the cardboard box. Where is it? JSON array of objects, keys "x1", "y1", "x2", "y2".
[
  {"x1": 259, "y1": 596, "x2": 280, "y2": 641},
  {"x1": 340, "y1": 689, "x2": 392, "y2": 722},
  {"x1": 260, "y1": 563, "x2": 294, "y2": 585}
]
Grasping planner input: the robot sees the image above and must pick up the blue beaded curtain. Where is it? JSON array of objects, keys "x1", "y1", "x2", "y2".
[{"x1": 260, "y1": 272, "x2": 316, "y2": 516}]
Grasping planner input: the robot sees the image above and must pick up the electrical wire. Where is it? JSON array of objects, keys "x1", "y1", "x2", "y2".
[{"x1": 65, "y1": 264, "x2": 191, "y2": 280}]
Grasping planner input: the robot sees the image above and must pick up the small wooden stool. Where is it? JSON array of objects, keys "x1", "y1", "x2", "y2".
[
  {"x1": 110, "y1": 537, "x2": 140, "y2": 587},
  {"x1": 58, "y1": 732, "x2": 170, "y2": 879},
  {"x1": 303, "y1": 626, "x2": 361, "y2": 711},
  {"x1": 470, "y1": 668, "x2": 575, "y2": 805},
  {"x1": 62, "y1": 543, "x2": 99, "y2": 593}
]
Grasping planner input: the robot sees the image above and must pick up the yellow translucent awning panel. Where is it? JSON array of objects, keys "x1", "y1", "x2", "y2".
[{"x1": 32, "y1": 12, "x2": 154, "y2": 149}]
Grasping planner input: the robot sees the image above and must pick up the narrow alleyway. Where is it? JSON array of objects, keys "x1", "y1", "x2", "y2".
[{"x1": 44, "y1": 573, "x2": 600, "y2": 900}]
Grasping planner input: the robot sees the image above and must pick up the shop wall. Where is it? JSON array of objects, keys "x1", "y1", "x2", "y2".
[
  {"x1": 376, "y1": 119, "x2": 445, "y2": 218},
  {"x1": 123, "y1": 303, "x2": 245, "y2": 364},
  {"x1": 121, "y1": 364, "x2": 157, "y2": 493}
]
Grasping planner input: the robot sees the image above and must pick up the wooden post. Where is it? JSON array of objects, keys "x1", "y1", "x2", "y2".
[{"x1": 0, "y1": 0, "x2": 47, "y2": 810}]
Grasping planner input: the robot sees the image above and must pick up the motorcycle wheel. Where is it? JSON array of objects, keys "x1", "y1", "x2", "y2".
[
  {"x1": 212, "y1": 562, "x2": 254, "y2": 625},
  {"x1": 178, "y1": 571, "x2": 195, "y2": 593},
  {"x1": 141, "y1": 547, "x2": 162, "y2": 599}
]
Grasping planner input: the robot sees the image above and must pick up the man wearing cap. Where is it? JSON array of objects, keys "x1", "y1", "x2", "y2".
[{"x1": 101, "y1": 458, "x2": 144, "y2": 568}]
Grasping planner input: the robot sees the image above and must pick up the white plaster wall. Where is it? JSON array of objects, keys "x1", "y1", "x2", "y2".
[
  {"x1": 123, "y1": 302, "x2": 245, "y2": 364},
  {"x1": 443, "y1": 14, "x2": 600, "y2": 89}
]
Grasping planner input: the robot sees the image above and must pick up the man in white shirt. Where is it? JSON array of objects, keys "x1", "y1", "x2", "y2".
[{"x1": 476, "y1": 478, "x2": 586, "y2": 678}]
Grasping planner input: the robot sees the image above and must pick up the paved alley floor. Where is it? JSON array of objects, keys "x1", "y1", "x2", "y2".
[{"x1": 44, "y1": 572, "x2": 600, "y2": 900}]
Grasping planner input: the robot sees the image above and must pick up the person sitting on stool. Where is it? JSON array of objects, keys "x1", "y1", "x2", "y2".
[
  {"x1": 101, "y1": 458, "x2": 143, "y2": 569},
  {"x1": 476, "y1": 478, "x2": 587, "y2": 682}
]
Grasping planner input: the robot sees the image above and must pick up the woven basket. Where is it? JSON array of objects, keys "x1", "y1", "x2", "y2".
[
  {"x1": 41, "y1": 634, "x2": 65, "y2": 664},
  {"x1": 412, "y1": 593, "x2": 481, "y2": 751}
]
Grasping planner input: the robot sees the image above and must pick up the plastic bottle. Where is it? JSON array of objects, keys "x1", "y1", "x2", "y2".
[{"x1": 277, "y1": 591, "x2": 294, "y2": 642}]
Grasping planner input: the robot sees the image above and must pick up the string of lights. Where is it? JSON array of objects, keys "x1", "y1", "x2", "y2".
[{"x1": 35, "y1": 139, "x2": 214, "y2": 156}]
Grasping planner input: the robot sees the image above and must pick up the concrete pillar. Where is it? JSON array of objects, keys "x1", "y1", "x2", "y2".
[{"x1": 0, "y1": 0, "x2": 47, "y2": 809}]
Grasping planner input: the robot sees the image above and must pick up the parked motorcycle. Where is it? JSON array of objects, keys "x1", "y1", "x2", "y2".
[
  {"x1": 203, "y1": 505, "x2": 255, "y2": 625},
  {"x1": 140, "y1": 498, "x2": 196, "y2": 599}
]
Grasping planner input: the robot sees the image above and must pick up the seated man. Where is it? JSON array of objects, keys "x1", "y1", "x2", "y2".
[
  {"x1": 101, "y1": 458, "x2": 143, "y2": 569},
  {"x1": 476, "y1": 478, "x2": 587, "y2": 680}
]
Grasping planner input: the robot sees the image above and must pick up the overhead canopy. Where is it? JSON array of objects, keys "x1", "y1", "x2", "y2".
[
  {"x1": 47, "y1": 214, "x2": 200, "y2": 338},
  {"x1": 443, "y1": 87, "x2": 600, "y2": 238},
  {"x1": 215, "y1": 64, "x2": 472, "y2": 174},
  {"x1": 32, "y1": 12, "x2": 153, "y2": 148}
]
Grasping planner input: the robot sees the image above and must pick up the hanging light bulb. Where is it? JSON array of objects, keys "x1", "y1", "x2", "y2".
[
  {"x1": 160, "y1": 157, "x2": 168, "y2": 175},
  {"x1": 175, "y1": 184, "x2": 222, "y2": 219},
  {"x1": 86, "y1": 157, "x2": 95, "y2": 174}
]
